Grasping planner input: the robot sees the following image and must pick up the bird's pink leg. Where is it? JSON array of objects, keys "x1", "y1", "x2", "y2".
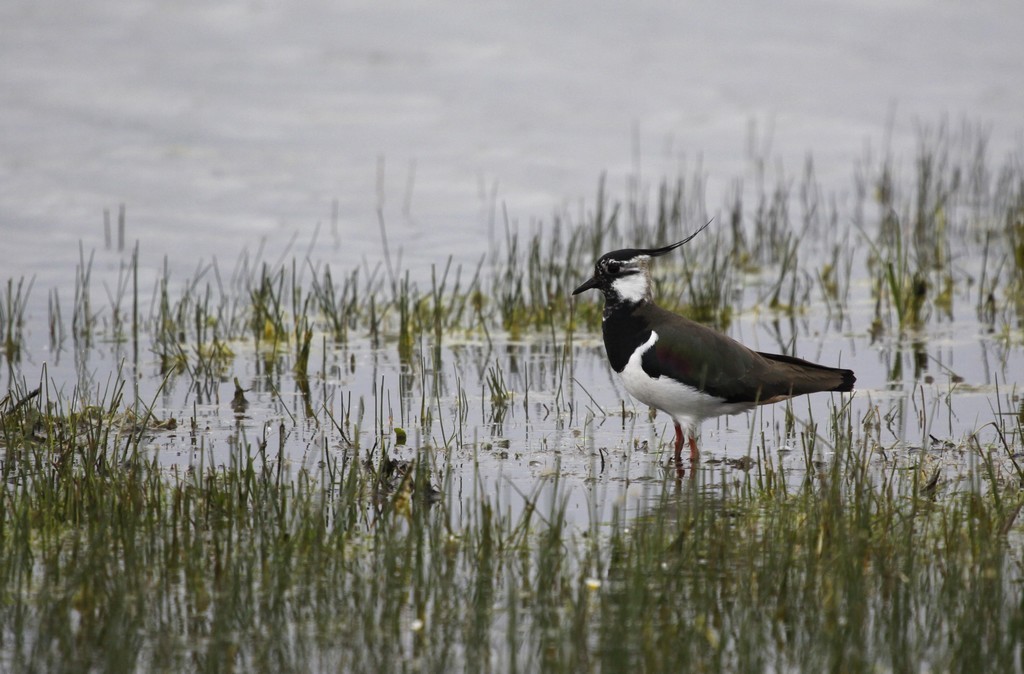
[
  {"x1": 689, "y1": 435, "x2": 700, "y2": 463},
  {"x1": 672, "y1": 421, "x2": 684, "y2": 465}
]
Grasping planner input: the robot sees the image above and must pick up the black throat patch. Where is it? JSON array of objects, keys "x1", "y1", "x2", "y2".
[{"x1": 600, "y1": 301, "x2": 654, "y2": 373}]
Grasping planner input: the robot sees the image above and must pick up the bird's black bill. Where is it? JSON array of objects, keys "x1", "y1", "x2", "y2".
[
  {"x1": 572, "y1": 276, "x2": 600, "y2": 295},
  {"x1": 643, "y1": 219, "x2": 712, "y2": 257}
]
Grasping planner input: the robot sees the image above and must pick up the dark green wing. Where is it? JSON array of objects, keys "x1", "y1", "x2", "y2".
[{"x1": 642, "y1": 305, "x2": 854, "y2": 403}]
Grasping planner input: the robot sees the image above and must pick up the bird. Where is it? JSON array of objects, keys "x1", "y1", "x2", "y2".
[{"x1": 572, "y1": 224, "x2": 855, "y2": 468}]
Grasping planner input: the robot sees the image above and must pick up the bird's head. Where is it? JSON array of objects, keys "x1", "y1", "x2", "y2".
[{"x1": 571, "y1": 221, "x2": 710, "y2": 305}]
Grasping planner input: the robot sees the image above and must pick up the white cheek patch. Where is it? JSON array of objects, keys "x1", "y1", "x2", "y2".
[{"x1": 610, "y1": 272, "x2": 650, "y2": 303}]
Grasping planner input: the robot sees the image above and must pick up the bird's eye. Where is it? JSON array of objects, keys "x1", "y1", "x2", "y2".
[{"x1": 607, "y1": 261, "x2": 621, "y2": 274}]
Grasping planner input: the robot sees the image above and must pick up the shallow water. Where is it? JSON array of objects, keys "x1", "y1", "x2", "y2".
[
  {"x1": 3, "y1": 0, "x2": 1024, "y2": 281},
  {"x1": 2, "y1": 0, "x2": 1024, "y2": 528},
  {"x1": 31, "y1": 264, "x2": 1011, "y2": 534},
  {"x1": 5, "y1": 6, "x2": 1024, "y2": 671}
]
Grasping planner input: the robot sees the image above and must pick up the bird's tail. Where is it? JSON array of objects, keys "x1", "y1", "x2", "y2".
[{"x1": 757, "y1": 351, "x2": 856, "y2": 394}]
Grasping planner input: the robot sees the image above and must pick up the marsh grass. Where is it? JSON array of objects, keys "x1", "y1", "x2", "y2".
[
  {"x1": 1, "y1": 376, "x2": 1022, "y2": 672},
  {"x1": 2, "y1": 123, "x2": 1024, "y2": 671},
  {"x1": 1008, "y1": 206, "x2": 1024, "y2": 321},
  {"x1": 32, "y1": 128, "x2": 1014, "y2": 370},
  {"x1": 861, "y1": 122, "x2": 1024, "y2": 342},
  {"x1": 0, "y1": 276, "x2": 33, "y2": 366}
]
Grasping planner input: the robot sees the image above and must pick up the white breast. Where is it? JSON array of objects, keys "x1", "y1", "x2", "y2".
[{"x1": 618, "y1": 330, "x2": 755, "y2": 436}]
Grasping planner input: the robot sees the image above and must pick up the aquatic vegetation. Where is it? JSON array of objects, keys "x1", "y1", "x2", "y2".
[
  {"x1": 1, "y1": 375, "x2": 1022, "y2": 671},
  {"x1": 0, "y1": 277, "x2": 32, "y2": 366},
  {"x1": 1, "y1": 123, "x2": 1023, "y2": 671}
]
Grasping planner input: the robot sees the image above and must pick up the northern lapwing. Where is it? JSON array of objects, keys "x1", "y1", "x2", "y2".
[{"x1": 572, "y1": 226, "x2": 855, "y2": 467}]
